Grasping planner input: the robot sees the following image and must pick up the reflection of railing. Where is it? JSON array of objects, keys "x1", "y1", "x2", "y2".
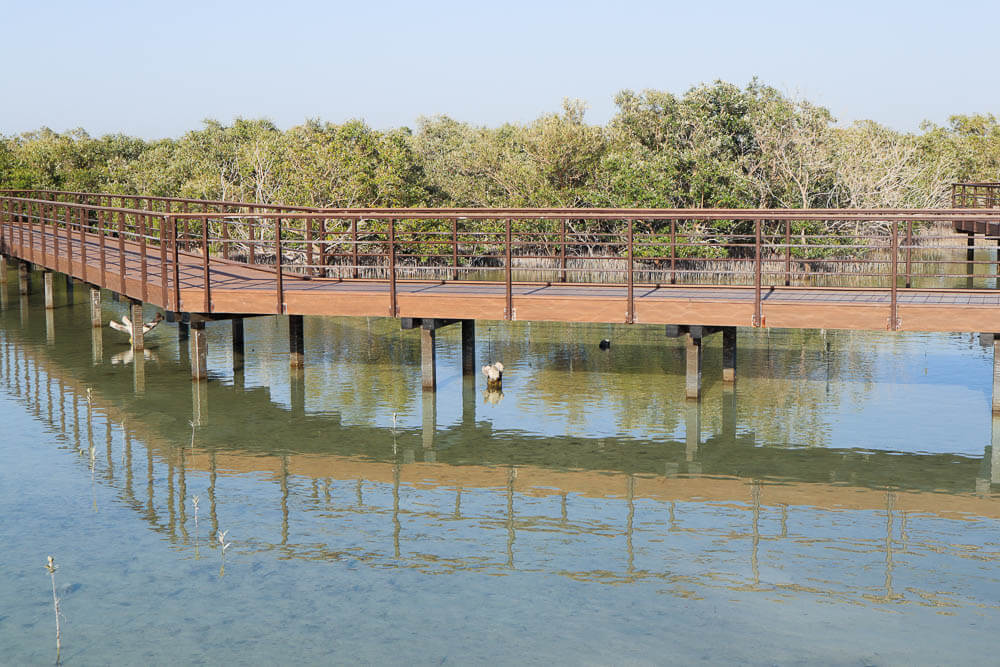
[
  {"x1": 3, "y1": 327, "x2": 999, "y2": 606},
  {"x1": 953, "y1": 182, "x2": 1000, "y2": 208},
  {"x1": 4, "y1": 193, "x2": 1000, "y2": 329}
]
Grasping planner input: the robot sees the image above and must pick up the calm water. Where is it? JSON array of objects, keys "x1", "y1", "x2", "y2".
[{"x1": 2, "y1": 272, "x2": 999, "y2": 665}]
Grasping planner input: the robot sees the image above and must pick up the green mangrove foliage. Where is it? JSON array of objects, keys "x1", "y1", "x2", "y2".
[{"x1": 1, "y1": 80, "x2": 997, "y2": 264}]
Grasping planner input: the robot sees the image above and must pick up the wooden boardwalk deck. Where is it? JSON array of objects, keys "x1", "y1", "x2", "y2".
[{"x1": 6, "y1": 218, "x2": 1000, "y2": 333}]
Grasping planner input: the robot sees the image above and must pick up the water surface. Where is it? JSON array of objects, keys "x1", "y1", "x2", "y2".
[{"x1": 1, "y1": 273, "x2": 999, "y2": 664}]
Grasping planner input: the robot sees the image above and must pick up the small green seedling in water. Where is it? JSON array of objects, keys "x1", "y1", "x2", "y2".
[
  {"x1": 45, "y1": 556, "x2": 62, "y2": 664},
  {"x1": 217, "y1": 529, "x2": 231, "y2": 576}
]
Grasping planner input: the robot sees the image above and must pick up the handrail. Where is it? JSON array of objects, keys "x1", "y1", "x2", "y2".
[{"x1": 4, "y1": 193, "x2": 1000, "y2": 329}]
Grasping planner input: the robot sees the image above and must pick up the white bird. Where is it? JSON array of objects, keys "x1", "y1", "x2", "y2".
[
  {"x1": 109, "y1": 312, "x2": 164, "y2": 342},
  {"x1": 482, "y1": 361, "x2": 504, "y2": 388}
]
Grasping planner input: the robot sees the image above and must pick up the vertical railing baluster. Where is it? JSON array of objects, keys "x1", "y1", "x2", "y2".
[
  {"x1": 627, "y1": 219, "x2": 634, "y2": 324},
  {"x1": 118, "y1": 210, "x2": 126, "y2": 294},
  {"x1": 352, "y1": 218, "x2": 359, "y2": 279},
  {"x1": 139, "y1": 213, "x2": 148, "y2": 302},
  {"x1": 65, "y1": 205, "x2": 74, "y2": 276},
  {"x1": 98, "y1": 207, "x2": 106, "y2": 284},
  {"x1": 505, "y1": 218, "x2": 513, "y2": 320},
  {"x1": 79, "y1": 207, "x2": 88, "y2": 284},
  {"x1": 203, "y1": 214, "x2": 212, "y2": 313},
  {"x1": 160, "y1": 216, "x2": 169, "y2": 307},
  {"x1": 784, "y1": 218, "x2": 791, "y2": 286},
  {"x1": 905, "y1": 221, "x2": 912, "y2": 289},
  {"x1": 305, "y1": 216, "x2": 313, "y2": 276},
  {"x1": 890, "y1": 221, "x2": 899, "y2": 331},
  {"x1": 560, "y1": 219, "x2": 567, "y2": 283},
  {"x1": 670, "y1": 219, "x2": 677, "y2": 284},
  {"x1": 753, "y1": 219, "x2": 762, "y2": 327},
  {"x1": 452, "y1": 217, "x2": 458, "y2": 281},
  {"x1": 52, "y1": 204, "x2": 60, "y2": 274},
  {"x1": 388, "y1": 218, "x2": 397, "y2": 317},
  {"x1": 275, "y1": 216, "x2": 284, "y2": 314},
  {"x1": 172, "y1": 217, "x2": 181, "y2": 312}
]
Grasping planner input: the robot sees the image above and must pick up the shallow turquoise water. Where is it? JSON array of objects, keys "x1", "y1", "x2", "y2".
[{"x1": 1, "y1": 273, "x2": 999, "y2": 665}]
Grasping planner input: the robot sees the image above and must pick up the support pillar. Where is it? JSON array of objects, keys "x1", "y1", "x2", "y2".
[
  {"x1": 64, "y1": 274, "x2": 74, "y2": 300},
  {"x1": 722, "y1": 382, "x2": 737, "y2": 442},
  {"x1": 685, "y1": 333, "x2": 702, "y2": 399},
  {"x1": 130, "y1": 300, "x2": 144, "y2": 352},
  {"x1": 685, "y1": 400, "x2": 701, "y2": 471},
  {"x1": 0, "y1": 255, "x2": 7, "y2": 284},
  {"x1": 461, "y1": 320, "x2": 476, "y2": 376},
  {"x1": 190, "y1": 321, "x2": 207, "y2": 381},
  {"x1": 288, "y1": 315, "x2": 304, "y2": 369},
  {"x1": 178, "y1": 321, "x2": 189, "y2": 340},
  {"x1": 232, "y1": 317, "x2": 245, "y2": 371},
  {"x1": 43, "y1": 271, "x2": 54, "y2": 310},
  {"x1": 18, "y1": 261, "x2": 29, "y2": 295},
  {"x1": 421, "y1": 326, "x2": 436, "y2": 392},
  {"x1": 89, "y1": 287, "x2": 101, "y2": 328},
  {"x1": 722, "y1": 326, "x2": 737, "y2": 383},
  {"x1": 290, "y1": 368, "x2": 305, "y2": 417}
]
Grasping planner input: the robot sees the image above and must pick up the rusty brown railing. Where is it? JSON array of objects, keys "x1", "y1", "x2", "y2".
[
  {"x1": 953, "y1": 183, "x2": 1000, "y2": 209},
  {"x1": 3, "y1": 193, "x2": 1000, "y2": 330}
]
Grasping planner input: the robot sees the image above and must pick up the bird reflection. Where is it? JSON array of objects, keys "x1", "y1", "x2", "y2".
[{"x1": 110, "y1": 347, "x2": 160, "y2": 366}]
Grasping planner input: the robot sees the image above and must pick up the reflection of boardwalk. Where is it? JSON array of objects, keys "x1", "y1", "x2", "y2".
[
  {"x1": 7, "y1": 216, "x2": 1000, "y2": 332},
  {"x1": 4, "y1": 328, "x2": 1000, "y2": 611}
]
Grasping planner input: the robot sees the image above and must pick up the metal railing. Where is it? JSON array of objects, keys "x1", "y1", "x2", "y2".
[
  {"x1": 3, "y1": 193, "x2": 1000, "y2": 329},
  {"x1": 953, "y1": 183, "x2": 1000, "y2": 209}
]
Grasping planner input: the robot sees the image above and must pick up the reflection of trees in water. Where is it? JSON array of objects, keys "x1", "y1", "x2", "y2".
[{"x1": 5, "y1": 339, "x2": 999, "y2": 610}]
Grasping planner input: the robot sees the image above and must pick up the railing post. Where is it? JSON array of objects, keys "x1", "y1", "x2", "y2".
[
  {"x1": 670, "y1": 219, "x2": 677, "y2": 284},
  {"x1": 753, "y1": 219, "x2": 762, "y2": 327},
  {"x1": 560, "y1": 219, "x2": 567, "y2": 283},
  {"x1": 387, "y1": 218, "x2": 397, "y2": 317},
  {"x1": 626, "y1": 219, "x2": 634, "y2": 324},
  {"x1": 172, "y1": 217, "x2": 181, "y2": 312},
  {"x1": 275, "y1": 216, "x2": 284, "y2": 314},
  {"x1": 505, "y1": 218, "x2": 513, "y2": 320},
  {"x1": 65, "y1": 204, "x2": 74, "y2": 275},
  {"x1": 305, "y1": 216, "x2": 313, "y2": 276},
  {"x1": 905, "y1": 221, "x2": 912, "y2": 289},
  {"x1": 452, "y1": 217, "x2": 458, "y2": 281},
  {"x1": 160, "y1": 216, "x2": 169, "y2": 307},
  {"x1": 117, "y1": 210, "x2": 126, "y2": 294},
  {"x1": 80, "y1": 206, "x2": 89, "y2": 284},
  {"x1": 203, "y1": 213, "x2": 211, "y2": 313},
  {"x1": 98, "y1": 207, "x2": 106, "y2": 285},
  {"x1": 139, "y1": 213, "x2": 148, "y2": 302},
  {"x1": 890, "y1": 221, "x2": 899, "y2": 331},
  {"x1": 784, "y1": 218, "x2": 791, "y2": 286},
  {"x1": 352, "y1": 217, "x2": 359, "y2": 279}
]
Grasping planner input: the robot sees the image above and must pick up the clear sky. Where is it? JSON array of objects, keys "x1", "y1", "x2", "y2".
[{"x1": 1, "y1": 0, "x2": 997, "y2": 138}]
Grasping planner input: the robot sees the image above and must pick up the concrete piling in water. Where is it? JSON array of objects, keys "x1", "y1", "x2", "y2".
[
  {"x1": 0, "y1": 255, "x2": 7, "y2": 285},
  {"x1": 43, "y1": 271, "x2": 54, "y2": 310},
  {"x1": 289, "y1": 315, "x2": 304, "y2": 369},
  {"x1": 462, "y1": 320, "x2": 475, "y2": 376},
  {"x1": 685, "y1": 333, "x2": 702, "y2": 400},
  {"x1": 177, "y1": 321, "x2": 189, "y2": 340},
  {"x1": 232, "y1": 317, "x2": 245, "y2": 371},
  {"x1": 90, "y1": 287, "x2": 101, "y2": 328},
  {"x1": 18, "y1": 261, "x2": 30, "y2": 295},
  {"x1": 130, "y1": 301, "x2": 144, "y2": 352},
  {"x1": 421, "y1": 327, "x2": 436, "y2": 392},
  {"x1": 722, "y1": 327, "x2": 737, "y2": 383}
]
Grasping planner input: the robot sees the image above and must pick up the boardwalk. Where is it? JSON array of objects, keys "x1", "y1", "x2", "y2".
[
  {"x1": 4, "y1": 195, "x2": 1000, "y2": 332},
  {"x1": 4, "y1": 191, "x2": 1000, "y2": 403}
]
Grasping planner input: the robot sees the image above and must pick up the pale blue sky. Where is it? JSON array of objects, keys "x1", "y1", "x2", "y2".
[{"x1": 1, "y1": 0, "x2": 996, "y2": 138}]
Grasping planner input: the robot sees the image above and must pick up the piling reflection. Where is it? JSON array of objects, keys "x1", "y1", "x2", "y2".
[{"x1": 1, "y1": 300, "x2": 1000, "y2": 613}]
